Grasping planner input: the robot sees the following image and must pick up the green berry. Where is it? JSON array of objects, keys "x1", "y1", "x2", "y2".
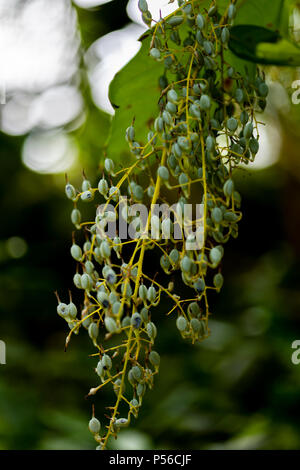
[
  {"x1": 89, "y1": 417, "x2": 101, "y2": 434},
  {"x1": 71, "y1": 244, "x2": 82, "y2": 261},
  {"x1": 149, "y1": 350, "x2": 160, "y2": 367},
  {"x1": 65, "y1": 183, "x2": 76, "y2": 200},
  {"x1": 176, "y1": 315, "x2": 187, "y2": 332}
]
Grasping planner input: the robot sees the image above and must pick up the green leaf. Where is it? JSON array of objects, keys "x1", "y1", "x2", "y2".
[
  {"x1": 106, "y1": 35, "x2": 163, "y2": 163},
  {"x1": 229, "y1": 25, "x2": 300, "y2": 65}
]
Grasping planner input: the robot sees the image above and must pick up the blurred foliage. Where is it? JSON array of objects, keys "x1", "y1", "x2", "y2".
[{"x1": 0, "y1": 0, "x2": 300, "y2": 451}]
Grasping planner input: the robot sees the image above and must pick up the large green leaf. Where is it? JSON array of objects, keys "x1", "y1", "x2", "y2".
[
  {"x1": 106, "y1": 35, "x2": 163, "y2": 164},
  {"x1": 229, "y1": 25, "x2": 300, "y2": 65}
]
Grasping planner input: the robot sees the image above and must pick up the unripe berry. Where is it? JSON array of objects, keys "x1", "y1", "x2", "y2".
[
  {"x1": 176, "y1": 315, "x2": 187, "y2": 332},
  {"x1": 71, "y1": 208, "x2": 81, "y2": 226},
  {"x1": 149, "y1": 350, "x2": 160, "y2": 367},
  {"x1": 71, "y1": 244, "x2": 82, "y2": 261},
  {"x1": 65, "y1": 183, "x2": 76, "y2": 200},
  {"x1": 89, "y1": 417, "x2": 101, "y2": 434},
  {"x1": 131, "y1": 312, "x2": 142, "y2": 329}
]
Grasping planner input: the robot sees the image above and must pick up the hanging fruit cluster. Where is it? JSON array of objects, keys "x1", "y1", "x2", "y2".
[{"x1": 57, "y1": 0, "x2": 268, "y2": 449}]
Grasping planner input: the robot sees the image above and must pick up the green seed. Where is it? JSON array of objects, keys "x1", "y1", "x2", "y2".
[
  {"x1": 89, "y1": 417, "x2": 101, "y2": 434},
  {"x1": 213, "y1": 273, "x2": 224, "y2": 289},
  {"x1": 223, "y1": 178, "x2": 234, "y2": 197},
  {"x1": 243, "y1": 122, "x2": 253, "y2": 139},
  {"x1": 98, "y1": 178, "x2": 108, "y2": 195},
  {"x1": 209, "y1": 247, "x2": 222, "y2": 266},
  {"x1": 104, "y1": 158, "x2": 115, "y2": 174},
  {"x1": 167, "y1": 16, "x2": 184, "y2": 26},
  {"x1": 131, "y1": 313, "x2": 142, "y2": 329},
  {"x1": 71, "y1": 244, "x2": 82, "y2": 261},
  {"x1": 71, "y1": 208, "x2": 81, "y2": 226},
  {"x1": 147, "y1": 286, "x2": 157, "y2": 302},
  {"x1": 196, "y1": 13, "x2": 205, "y2": 29},
  {"x1": 149, "y1": 350, "x2": 160, "y2": 367},
  {"x1": 104, "y1": 316, "x2": 118, "y2": 333},
  {"x1": 88, "y1": 322, "x2": 99, "y2": 341},
  {"x1": 176, "y1": 315, "x2": 187, "y2": 332},
  {"x1": 65, "y1": 183, "x2": 76, "y2": 200},
  {"x1": 158, "y1": 165, "x2": 170, "y2": 181},
  {"x1": 101, "y1": 354, "x2": 112, "y2": 370},
  {"x1": 227, "y1": 117, "x2": 238, "y2": 132},
  {"x1": 81, "y1": 190, "x2": 94, "y2": 202},
  {"x1": 146, "y1": 322, "x2": 157, "y2": 340},
  {"x1": 228, "y1": 3, "x2": 236, "y2": 20},
  {"x1": 82, "y1": 179, "x2": 91, "y2": 191},
  {"x1": 190, "y1": 317, "x2": 202, "y2": 333},
  {"x1": 211, "y1": 207, "x2": 223, "y2": 224},
  {"x1": 199, "y1": 94, "x2": 211, "y2": 110}
]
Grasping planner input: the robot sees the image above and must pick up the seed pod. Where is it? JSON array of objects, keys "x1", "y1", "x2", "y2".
[
  {"x1": 211, "y1": 207, "x2": 223, "y2": 224},
  {"x1": 140, "y1": 307, "x2": 149, "y2": 323},
  {"x1": 109, "y1": 186, "x2": 120, "y2": 201},
  {"x1": 68, "y1": 302, "x2": 77, "y2": 319},
  {"x1": 196, "y1": 13, "x2": 205, "y2": 29},
  {"x1": 121, "y1": 316, "x2": 131, "y2": 328},
  {"x1": 213, "y1": 273, "x2": 224, "y2": 290},
  {"x1": 249, "y1": 137, "x2": 259, "y2": 154},
  {"x1": 221, "y1": 27, "x2": 230, "y2": 44},
  {"x1": 100, "y1": 240, "x2": 111, "y2": 259},
  {"x1": 138, "y1": 284, "x2": 148, "y2": 302},
  {"x1": 167, "y1": 89, "x2": 178, "y2": 103},
  {"x1": 104, "y1": 316, "x2": 118, "y2": 333},
  {"x1": 122, "y1": 282, "x2": 132, "y2": 298},
  {"x1": 258, "y1": 82, "x2": 269, "y2": 97},
  {"x1": 199, "y1": 94, "x2": 211, "y2": 110},
  {"x1": 203, "y1": 40, "x2": 213, "y2": 55},
  {"x1": 82, "y1": 179, "x2": 91, "y2": 192},
  {"x1": 89, "y1": 417, "x2": 101, "y2": 434},
  {"x1": 235, "y1": 88, "x2": 244, "y2": 103},
  {"x1": 193, "y1": 277, "x2": 205, "y2": 293},
  {"x1": 154, "y1": 116, "x2": 164, "y2": 132},
  {"x1": 179, "y1": 172, "x2": 189, "y2": 187},
  {"x1": 188, "y1": 302, "x2": 200, "y2": 317},
  {"x1": 169, "y1": 248, "x2": 180, "y2": 264},
  {"x1": 223, "y1": 178, "x2": 234, "y2": 197},
  {"x1": 162, "y1": 110, "x2": 172, "y2": 125},
  {"x1": 208, "y1": 4, "x2": 217, "y2": 16},
  {"x1": 97, "y1": 291, "x2": 109, "y2": 308},
  {"x1": 166, "y1": 101, "x2": 177, "y2": 114},
  {"x1": 209, "y1": 247, "x2": 222, "y2": 266},
  {"x1": 206, "y1": 135, "x2": 215, "y2": 152},
  {"x1": 112, "y1": 301, "x2": 122, "y2": 316},
  {"x1": 65, "y1": 183, "x2": 76, "y2": 200},
  {"x1": 131, "y1": 312, "x2": 142, "y2": 329},
  {"x1": 240, "y1": 110, "x2": 249, "y2": 125},
  {"x1": 104, "y1": 158, "x2": 115, "y2": 174},
  {"x1": 132, "y1": 365, "x2": 143, "y2": 382},
  {"x1": 115, "y1": 418, "x2": 129, "y2": 428},
  {"x1": 228, "y1": 3, "x2": 237, "y2": 20},
  {"x1": 137, "y1": 383, "x2": 146, "y2": 397},
  {"x1": 101, "y1": 354, "x2": 112, "y2": 370},
  {"x1": 158, "y1": 165, "x2": 170, "y2": 181},
  {"x1": 150, "y1": 47, "x2": 161, "y2": 60},
  {"x1": 96, "y1": 361, "x2": 103, "y2": 377},
  {"x1": 190, "y1": 318, "x2": 202, "y2": 334},
  {"x1": 71, "y1": 244, "x2": 82, "y2": 261},
  {"x1": 81, "y1": 190, "x2": 94, "y2": 202},
  {"x1": 138, "y1": 0, "x2": 148, "y2": 13},
  {"x1": 98, "y1": 178, "x2": 108, "y2": 196},
  {"x1": 57, "y1": 302, "x2": 69, "y2": 317},
  {"x1": 88, "y1": 322, "x2": 99, "y2": 342},
  {"x1": 167, "y1": 16, "x2": 184, "y2": 27},
  {"x1": 149, "y1": 350, "x2": 160, "y2": 367},
  {"x1": 147, "y1": 286, "x2": 157, "y2": 303},
  {"x1": 73, "y1": 273, "x2": 82, "y2": 288},
  {"x1": 243, "y1": 122, "x2": 253, "y2": 139},
  {"x1": 71, "y1": 208, "x2": 81, "y2": 226},
  {"x1": 227, "y1": 117, "x2": 238, "y2": 132},
  {"x1": 180, "y1": 255, "x2": 192, "y2": 273},
  {"x1": 224, "y1": 211, "x2": 239, "y2": 222},
  {"x1": 146, "y1": 321, "x2": 157, "y2": 340},
  {"x1": 176, "y1": 315, "x2": 187, "y2": 332}
]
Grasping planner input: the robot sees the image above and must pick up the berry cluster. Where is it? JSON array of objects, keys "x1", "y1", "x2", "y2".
[{"x1": 57, "y1": 0, "x2": 268, "y2": 449}]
